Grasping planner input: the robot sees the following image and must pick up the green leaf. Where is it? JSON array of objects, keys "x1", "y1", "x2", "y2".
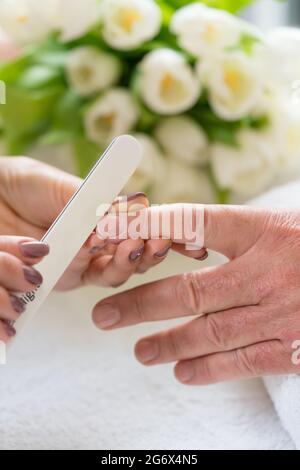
[
  {"x1": 52, "y1": 90, "x2": 83, "y2": 134},
  {"x1": 0, "y1": 54, "x2": 32, "y2": 85},
  {"x1": 73, "y1": 136, "x2": 103, "y2": 178},
  {"x1": 16, "y1": 65, "x2": 63, "y2": 90},
  {"x1": 38, "y1": 129, "x2": 74, "y2": 146},
  {"x1": 0, "y1": 85, "x2": 63, "y2": 139}
]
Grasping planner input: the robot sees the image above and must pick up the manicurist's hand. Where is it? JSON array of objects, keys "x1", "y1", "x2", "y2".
[
  {"x1": 0, "y1": 235, "x2": 49, "y2": 341},
  {"x1": 93, "y1": 204, "x2": 300, "y2": 385},
  {"x1": 0, "y1": 157, "x2": 170, "y2": 291}
]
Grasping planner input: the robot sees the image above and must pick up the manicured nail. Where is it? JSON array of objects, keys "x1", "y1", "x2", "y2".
[
  {"x1": 154, "y1": 244, "x2": 171, "y2": 259},
  {"x1": 4, "y1": 321, "x2": 16, "y2": 338},
  {"x1": 176, "y1": 362, "x2": 195, "y2": 383},
  {"x1": 129, "y1": 245, "x2": 144, "y2": 261},
  {"x1": 89, "y1": 241, "x2": 107, "y2": 254},
  {"x1": 136, "y1": 340, "x2": 159, "y2": 364},
  {"x1": 23, "y1": 266, "x2": 43, "y2": 285},
  {"x1": 9, "y1": 294, "x2": 25, "y2": 314},
  {"x1": 113, "y1": 192, "x2": 147, "y2": 205},
  {"x1": 20, "y1": 241, "x2": 49, "y2": 258},
  {"x1": 196, "y1": 249, "x2": 208, "y2": 261},
  {"x1": 94, "y1": 305, "x2": 121, "y2": 329}
]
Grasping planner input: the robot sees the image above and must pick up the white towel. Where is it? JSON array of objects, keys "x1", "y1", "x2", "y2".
[
  {"x1": 249, "y1": 180, "x2": 300, "y2": 450},
  {"x1": 0, "y1": 253, "x2": 293, "y2": 449}
]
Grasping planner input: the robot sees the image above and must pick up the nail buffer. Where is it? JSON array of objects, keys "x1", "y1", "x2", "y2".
[{"x1": 11, "y1": 135, "x2": 142, "y2": 339}]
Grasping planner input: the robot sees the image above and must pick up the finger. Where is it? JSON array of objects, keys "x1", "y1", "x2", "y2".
[
  {"x1": 134, "y1": 306, "x2": 275, "y2": 365},
  {"x1": 0, "y1": 319, "x2": 16, "y2": 343},
  {"x1": 97, "y1": 192, "x2": 149, "y2": 242},
  {"x1": 0, "y1": 287, "x2": 25, "y2": 321},
  {"x1": 171, "y1": 244, "x2": 208, "y2": 261},
  {"x1": 0, "y1": 235, "x2": 49, "y2": 265},
  {"x1": 85, "y1": 239, "x2": 145, "y2": 288},
  {"x1": 93, "y1": 258, "x2": 260, "y2": 330},
  {"x1": 174, "y1": 340, "x2": 296, "y2": 385},
  {"x1": 136, "y1": 239, "x2": 172, "y2": 274},
  {"x1": 0, "y1": 252, "x2": 43, "y2": 292},
  {"x1": 98, "y1": 204, "x2": 264, "y2": 258}
]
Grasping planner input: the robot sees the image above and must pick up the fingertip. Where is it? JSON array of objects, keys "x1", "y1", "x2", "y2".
[{"x1": 174, "y1": 361, "x2": 195, "y2": 385}]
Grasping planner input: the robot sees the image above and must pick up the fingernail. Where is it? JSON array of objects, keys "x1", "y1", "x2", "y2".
[
  {"x1": 136, "y1": 340, "x2": 159, "y2": 363},
  {"x1": 110, "y1": 239, "x2": 123, "y2": 245},
  {"x1": 20, "y1": 241, "x2": 49, "y2": 258},
  {"x1": 23, "y1": 266, "x2": 43, "y2": 285},
  {"x1": 9, "y1": 294, "x2": 25, "y2": 314},
  {"x1": 4, "y1": 321, "x2": 16, "y2": 338},
  {"x1": 176, "y1": 362, "x2": 194, "y2": 383},
  {"x1": 154, "y1": 244, "x2": 171, "y2": 259},
  {"x1": 196, "y1": 249, "x2": 208, "y2": 261},
  {"x1": 113, "y1": 192, "x2": 147, "y2": 205},
  {"x1": 95, "y1": 305, "x2": 121, "y2": 329},
  {"x1": 129, "y1": 245, "x2": 144, "y2": 262},
  {"x1": 89, "y1": 242, "x2": 106, "y2": 254}
]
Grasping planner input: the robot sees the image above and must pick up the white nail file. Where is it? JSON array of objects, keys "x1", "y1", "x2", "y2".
[{"x1": 11, "y1": 135, "x2": 142, "y2": 338}]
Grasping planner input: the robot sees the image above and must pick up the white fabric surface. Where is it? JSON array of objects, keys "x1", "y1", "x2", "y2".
[{"x1": 1, "y1": 181, "x2": 300, "y2": 450}]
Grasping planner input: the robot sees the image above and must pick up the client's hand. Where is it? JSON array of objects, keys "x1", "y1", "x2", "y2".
[
  {"x1": 93, "y1": 204, "x2": 300, "y2": 385},
  {"x1": 0, "y1": 157, "x2": 170, "y2": 291},
  {"x1": 0, "y1": 235, "x2": 49, "y2": 341}
]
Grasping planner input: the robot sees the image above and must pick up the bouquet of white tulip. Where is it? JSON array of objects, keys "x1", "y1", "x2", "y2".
[{"x1": 0, "y1": 0, "x2": 299, "y2": 203}]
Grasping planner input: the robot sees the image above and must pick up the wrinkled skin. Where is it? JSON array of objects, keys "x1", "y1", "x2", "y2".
[{"x1": 93, "y1": 204, "x2": 300, "y2": 385}]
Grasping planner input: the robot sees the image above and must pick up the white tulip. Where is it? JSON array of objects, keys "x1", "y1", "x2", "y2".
[
  {"x1": 100, "y1": 0, "x2": 161, "y2": 50},
  {"x1": 0, "y1": 0, "x2": 56, "y2": 45},
  {"x1": 54, "y1": 0, "x2": 102, "y2": 42},
  {"x1": 66, "y1": 47, "x2": 121, "y2": 97},
  {"x1": 154, "y1": 116, "x2": 208, "y2": 166},
  {"x1": 84, "y1": 88, "x2": 139, "y2": 145},
  {"x1": 266, "y1": 27, "x2": 300, "y2": 87},
  {"x1": 139, "y1": 49, "x2": 201, "y2": 115},
  {"x1": 211, "y1": 128, "x2": 278, "y2": 197},
  {"x1": 198, "y1": 51, "x2": 264, "y2": 121},
  {"x1": 124, "y1": 134, "x2": 166, "y2": 194},
  {"x1": 151, "y1": 158, "x2": 215, "y2": 204},
  {"x1": 171, "y1": 4, "x2": 241, "y2": 58},
  {"x1": 0, "y1": 0, "x2": 101, "y2": 45},
  {"x1": 277, "y1": 102, "x2": 300, "y2": 178}
]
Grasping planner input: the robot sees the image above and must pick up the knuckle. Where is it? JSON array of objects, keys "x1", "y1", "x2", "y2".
[
  {"x1": 0, "y1": 253, "x2": 18, "y2": 276},
  {"x1": 197, "y1": 357, "x2": 215, "y2": 383},
  {"x1": 176, "y1": 272, "x2": 204, "y2": 315},
  {"x1": 234, "y1": 348, "x2": 257, "y2": 376},
  {"x1": 133, "y1": 290, "x2": 147, "y2": 323},
  {"x1": 204, "y1": 314, "x2": 226, "y2": 349},
  {"x1": 167, "y1": 327, "x2": 194, "y2": 359}
]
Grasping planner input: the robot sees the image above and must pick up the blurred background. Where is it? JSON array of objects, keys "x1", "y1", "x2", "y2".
[
  {"x1": 0, "y1": 0, "x2": 300, "y2": 205},
  {"x1": 244, "y1": 0, "x2": 299, "y2": 29}
]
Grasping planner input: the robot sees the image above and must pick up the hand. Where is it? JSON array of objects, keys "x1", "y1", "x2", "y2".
[
  {"x1": 0, "y1": 157, "x2": 171, "y2": 290},
  {"x1": 0, "y1": 235, "x2": 49, "y2": 342},
  {"x1": 93, "y1": 204, "x2": 300, "y2": 385}
]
